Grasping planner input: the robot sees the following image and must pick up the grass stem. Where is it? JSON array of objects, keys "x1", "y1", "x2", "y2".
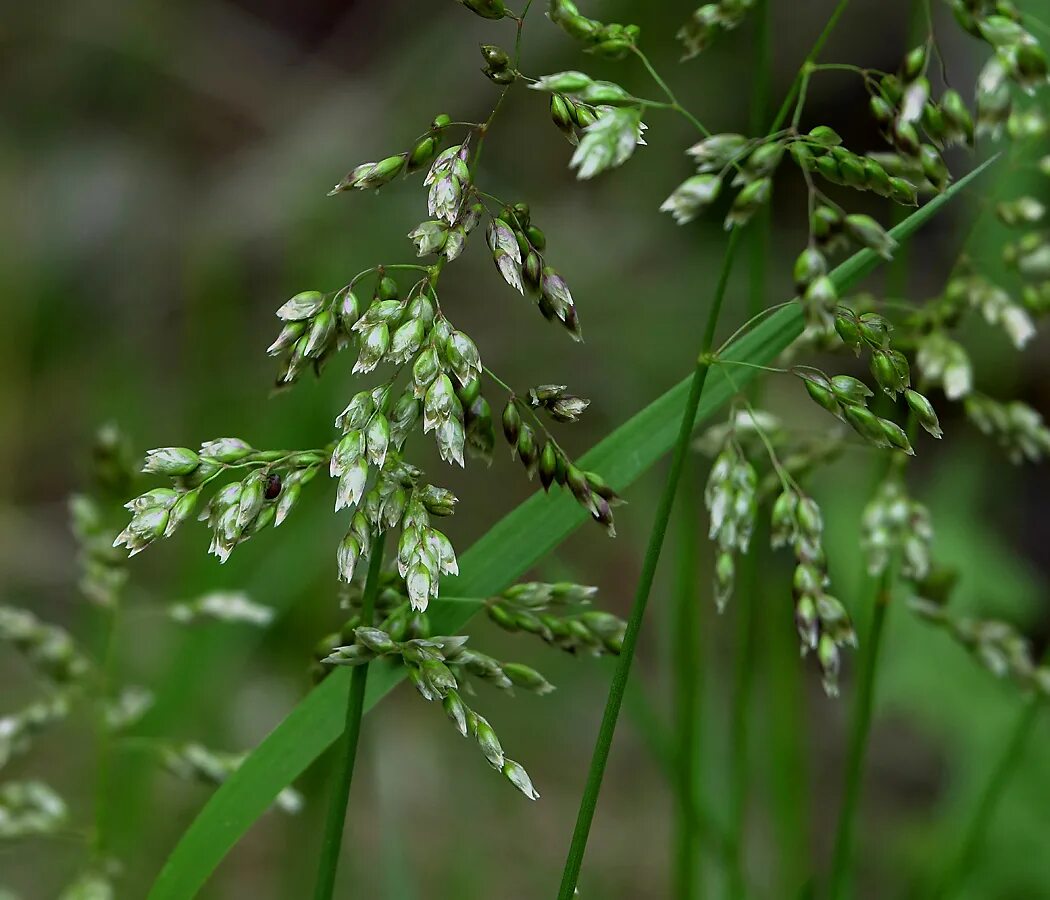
[
  {"x1": 934, "y1": 694, "x2": 1042, "y2": 898},
  {"x1": 312, "y1": 532, "x2": 387, "y2": 900},
  {"x1": 556, "y1": 228, "x2": 744, "y2": 899},
  {"x1": 726, "y1": 3, "x2": 771, "y2": 893},
  {"x1": 827, "y1": 566, "x2": 892, "y2": 899},
  {"x1": 672, "y1": 461, "x2": 703, "y2": 900}
]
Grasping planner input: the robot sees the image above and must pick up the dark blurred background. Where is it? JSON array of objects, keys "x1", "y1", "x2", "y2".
[{"x1": 3, "y1": 0, "x2": 1050, "y2": 897}]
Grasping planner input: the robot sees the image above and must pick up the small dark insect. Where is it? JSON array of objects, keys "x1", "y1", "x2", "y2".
[{"x1": 264, "y1": 473, "x2": 282, "y2": 500}]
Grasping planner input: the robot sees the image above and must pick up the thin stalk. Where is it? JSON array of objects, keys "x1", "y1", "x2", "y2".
[
  {"x1": 827, "y1": 398, "x2": 921, "y2": 900},
  {"x1": 885, "y1": 0, "x2": 929, "y2": 297},
  {"x1": 557, "y1": 227, "x2": 744, "y2": 900},
  {"x1": 827, "y1": 6, "x2": 928, "y2": 890},
  {"x1": 312, "y1": 533, "x2": 387, "y2": 900},
  {"x1": 764, "y1": 579, "x2": 812, "y2": 893},
  {"x1": 672, "y1": 461, "x2": 703, "y2": 900},
  {"x1": 726, "y1": 3, "x2": 771, "y2": 895},
  {"x1": 769, "y1": 0, "x2": 852, "y2": 132},
  {"x1": 92, "y1": 600, "x2": 122, "y2": 860},
  {"x1": 633, "y1": 46, "x2": 711, "y2": 137},
  {"x1": 935, "y1": 694, "x2": 1042, "y2": 898},
  {"x1": 827, "y1": 567, "x2": 891, "y2": 899}
]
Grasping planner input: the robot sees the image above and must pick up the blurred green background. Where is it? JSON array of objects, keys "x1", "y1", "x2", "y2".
[{"x1": 3, "y1": 0, "x2": 1049, "y2": 897}]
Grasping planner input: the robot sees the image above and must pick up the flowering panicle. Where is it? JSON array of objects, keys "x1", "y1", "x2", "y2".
[
  {"x1": 703, "y1": 437, "x2": 757, "y2": 611},
  {"x1": 324, "y1": 629, "x2": 547, "y2": 799},
  {"x1": 0, "y1": 781, "x2": 67, "y2": 840},
  {"x1": 861, "y1": 478, "x2": 933, "y2": 581},
  {"x1": 0, "y1": 606, "x2": 91, "y2": 686},
  {"x1": 950, "y1": 1, "x2": 1050, "y2": 133},
  {"x1": 483, "y1": 202, "x2": 584, "y2": 341},
  {"x1": 169, "y1": 591, "x2": 274, "y2": 627},
  {"x1": 104, "y1": 686, "x2": 155, "y2": 733},
  {"x1": 771, "y1": 487, "x2": 856, "y2": 696},
  {"x1": 530, "y1": 72, "x2": 648, "y2": 179},
  {"x1": 2, "y1": 431, "x2": 309, "y2": 896},
  {"x1": 498, "y1": 388, "x2": 622, "y2": 535},
  {"x1": 329, "y1": 114, "x2": 453, "y2": 195},
  {"x1": 485, "y1": 582, "x2": 625, "y2": 655},
  {"x1": 0, "y1": 696, "x2": 72, "y2": 772},
  {"x1": 696, "y1": 403, "x2": 856, "y2": 694},
  {"x1": 161, "y1": 743, "x2": 302, "y2": 814},
  {"x1": 675, "y1": 0, "x2": 756, "y2": 60},
  {"x1": 964, "y1": 393, "x2": 1050, "y2": 463},
  {"x1": 115, "y1": 440, "x2": 326, "y2": 562},
  {"x1": 794, "y1": 368, "x2": 917, "y2": 455},
  {"x1": 547, "y1": 0, "x2": 640, "y2": 60},
  {"x1": 911, "y1": 592, "x2": 1050, "y2": 698}
]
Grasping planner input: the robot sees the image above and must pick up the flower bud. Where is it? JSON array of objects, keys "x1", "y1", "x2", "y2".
[
  {"x1": 445, "y1": 331, "x2": 481, "y2": 386},
  {"x1": 502, "y1": 662, "x2": 555, "y2": 695},
  {"x1": 353, "y1": 324, "x2": 390, "y2": 374},
  {"x1": 302, "y1": 309, "x2": 335, "y2": 358},
  {"x1": 335, "y1": 459, "x2": 368, "y2": 512},
  {"x1": 420, "y1": 485, "x2": 458, "y2": 516},
  {"x1": 143, "y1": 448, "x2": 200, "y2": 476},
  {"x1": 200, "y1": 438, "x2": 254, "y2": 464},
  {"x1": 165, "y1": 489, "x2": 200, "y2": 537},
  {"x1": 330, "y1": 430, "x2": 365, "y2": 478},
  {"x1": 501, "y1": 401, "x2": 521, "y2": 446},
  {"x1": 472, "y1": 714, "x2": 505, "y2": 769},
  {"x1": 369, "y1": 155, "x2": 407, "y2": 186},
  {"x1": 355, "y1": 626, "x2": 398, "y2": 655},
  {"x1": 336, "y1": 392, "x2": 373, "y2": 432},
  {"x1": 443, "y1": 689, "x2": 469, "y2": 736},
  {"x1": 407, "y1": 135, "x2": 438, "y2": 173},
  {"x1": 879, "y1": 418, "x2": 914, "y2": 455},
  {"x1": 365, "y1": 414, "x2": 390, "y2": 468},
  {"x1": 845, "y1": 214, "x2": 897, "y2": 260},
  {"x1": 539, "y1": 441, "x2": 558, "y2": 492},
  {"x1": 516, "y1": 424, "x2": 538, "y2": 476},
  {"x1": 871, "y1": 350, "x2": 903, "y2": 396},
  {"x1": 793, "y1": 247, "x2": 826, "y2": 291},
  {"x1": 456, "y1": 0, "x2": 506, "y2": 20},
  {"x1": 502, "y1": 758, "x2": 540, "y2": 800},
  {"x1": 857, "y1": 312, "x2": 890, "y2": 348},
  {"x1": 724, "y1": 176, "x2": 771, "y2": 230},
  {"x1": 905, "y1": 389, "x2": 943, "y2": 439},
  {"x1": 480, "y1": 42, "x2": 511, "y2": 69},
  {"x1": 389, "y1": 318, "x2": 426, "y2": 365},
  {"x1": 834, "y1": 310, "x2": 862, "y2": 352},
  {"x1": 843, "y1": 405, "x2": 891, "y2": 448},
  {"x1": 888, "y1": 176, "x2": 918, "y2": 206},
  {"x1": 550, "y1": 93, "x2": 575, "y2": 137},
  {"x1": 830, "y1": 375, "x2": 873, "y2": 405},
  {"x1": 408, "y1": 220, "x2": 448, "y2": 257},
  {"x1": 276, "y1": 290, "x2": 325, "y2": 321},
  {"x1": 902, "y1": 44, "x2": 926, "y2": 81}
]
